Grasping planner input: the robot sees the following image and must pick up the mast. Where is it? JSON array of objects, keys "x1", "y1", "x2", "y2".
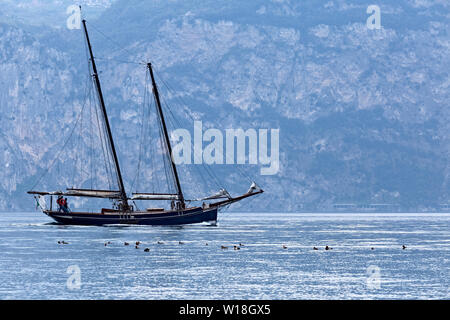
[
  {"x1": 147, "y1": 63, "x2": 185, "y2": 204},
  {"x1": 82, "y1": 20, "x2": 129, "y2": 209}
]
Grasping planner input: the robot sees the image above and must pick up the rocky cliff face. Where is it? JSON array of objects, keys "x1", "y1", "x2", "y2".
[{"x1": 0, "y1": 0, "x2": 448, "y2": 212}]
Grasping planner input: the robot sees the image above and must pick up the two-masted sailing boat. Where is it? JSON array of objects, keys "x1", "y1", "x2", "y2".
[{"x1": 27, "y1": 19, "x2": 263, "y2": 226}]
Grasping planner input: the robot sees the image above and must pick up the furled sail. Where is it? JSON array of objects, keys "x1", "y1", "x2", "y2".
[
  {"x1": 131, "y1": 193, "x2": 180, "y2": 201},
  {"x1": 28, "y1": 190, "x2": 64, "y2": 196},
  {"x1": 66, "y1": 188, "x2": 122, "y2": 198},
  {"x1": 28, "y1": 189, "x2": 122, "y2": 199},
  {"x1": 192, "y1": 189, "x2": 232, "y2": 201}
]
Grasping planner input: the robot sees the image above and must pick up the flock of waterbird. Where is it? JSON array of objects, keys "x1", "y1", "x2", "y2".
[{"x1": 56, "y1": 240, "x2": 408, "y2": 251}]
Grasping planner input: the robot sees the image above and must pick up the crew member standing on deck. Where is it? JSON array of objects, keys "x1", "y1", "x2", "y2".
[
  {"x1": 57, "y1": 196, "x2": 64, "y2": 212},
  {"x1": 61, "y1": 197, "x2": 70, "y2": 213}
]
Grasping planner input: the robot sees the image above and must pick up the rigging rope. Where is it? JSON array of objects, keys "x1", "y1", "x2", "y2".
[
  {"x1": 149, "y1": 97, "x2": 160, "y2": 193},
  {"x1": 154, "y1": 68, "x2": 257, "y2": 188},
  {"x1": 93, "y1": 87, "x2": 114, "y2": 191},
  {"x1": 155, "y1": 71, "x2": 226, "y2": 192},
  {"x1": 87, "y1": 22, "x2": 138, "y2": 62},
  {"x1": 130, "y1": 71, "x2": 150, "y2": 193},
  {"x1": 161, "y1": 97, "x2": 223, "y2": 193},
  {"x1": 154, "y1": 94, "x2": 178, "y2": 195},
  {"x1": 30, "y1": 98, "x2": 88, "y2": 191},
  {"x1": 96, "y1": 57, "x2": 142, "y2": 66},
  {"x1": 68, "y1": 22, "x2": 260, "y2": 201}
]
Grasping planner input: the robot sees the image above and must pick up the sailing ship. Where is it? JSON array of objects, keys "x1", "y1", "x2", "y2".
[{"x1": 27, "y1": 19, "x2": 263, "y2": 226}]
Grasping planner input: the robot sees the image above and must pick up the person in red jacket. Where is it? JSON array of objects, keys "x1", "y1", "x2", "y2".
[
  {"x1": 61, "y1": 198, "x2": 69, "y2": 213},
  {"x1": 57, "y1": 196, "x2": 64, "y2": 212}
]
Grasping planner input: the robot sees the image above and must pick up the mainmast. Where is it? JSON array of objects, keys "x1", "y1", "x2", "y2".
[
  {"x1": 147, "y1": 63, "x2": 185, "y2": 205},
  {"x1": 82, "y1": 20, "x2": 129, "y2": 210}
]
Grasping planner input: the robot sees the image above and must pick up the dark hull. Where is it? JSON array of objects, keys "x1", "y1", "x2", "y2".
[{"x1": 44, "y1": 207, "x2": 218, "y2": 226}]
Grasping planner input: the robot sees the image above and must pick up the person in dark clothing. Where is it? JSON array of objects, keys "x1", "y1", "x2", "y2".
[
  {"x1": 61, "y1": 198, "x2": 70, "y2": 213},
  {"x1": 57, "y1": 196, "x2": 64, "y2": 212}
]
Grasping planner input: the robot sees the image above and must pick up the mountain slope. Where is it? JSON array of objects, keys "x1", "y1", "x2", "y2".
[{"x1": 0, "y1": 0, "x2": 448, "y2": 212}]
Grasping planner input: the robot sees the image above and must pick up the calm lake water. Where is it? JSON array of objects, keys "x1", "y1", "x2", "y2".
[{"x1": 0, "y1": 211, "x2": 449, "y2": 299}]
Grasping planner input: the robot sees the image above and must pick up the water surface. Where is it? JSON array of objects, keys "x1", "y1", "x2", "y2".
[{"x1": 0, "y1": 212, "x2": 449, "y2": 299}]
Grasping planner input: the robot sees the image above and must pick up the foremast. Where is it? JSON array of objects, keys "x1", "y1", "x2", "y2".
[{"x1": 82, "y1": 20, "x2": 129, "y2": 210}]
